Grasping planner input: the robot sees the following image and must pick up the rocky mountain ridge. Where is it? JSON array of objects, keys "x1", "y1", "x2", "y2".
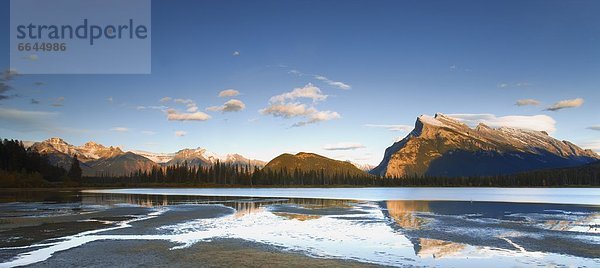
[{"x1": 371, "y1": 113, "x2": 599, "y2": 177}]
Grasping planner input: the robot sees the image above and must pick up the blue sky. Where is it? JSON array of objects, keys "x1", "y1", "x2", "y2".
[{"x1": 1, "y1": 0, "x2": 599, "y2": 165}]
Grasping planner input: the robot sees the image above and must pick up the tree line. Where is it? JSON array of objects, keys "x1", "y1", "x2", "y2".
[{"x1": 85, "y1": 161, "x2": 377, "y2": 186}]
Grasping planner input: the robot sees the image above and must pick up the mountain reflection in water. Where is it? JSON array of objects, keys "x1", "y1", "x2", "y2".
[{"x1": 0, "y1": 190, "x2": 598, "y2": 267}]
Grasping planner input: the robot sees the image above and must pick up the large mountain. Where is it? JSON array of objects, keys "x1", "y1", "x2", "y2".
[
  {"x1": 371, "y1": 113, "x2": 600, "y2": 178},
  {"x1": 264, "y1": 152, "x2": 367, "y2": 177},
  {"x1": 29, "y1": 138, "x2": 265, "y2": 177}
]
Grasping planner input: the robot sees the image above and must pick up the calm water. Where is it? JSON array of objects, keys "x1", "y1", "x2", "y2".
[{"x1": 0, "y1": 188, "x2": 599, "y2": 267}]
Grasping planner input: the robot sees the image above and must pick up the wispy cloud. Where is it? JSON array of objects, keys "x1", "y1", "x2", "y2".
[
  {"x1": 284, "y1": 68, "x2": 350, "y2": 90},
  {"x1": 141, "y1": 130, "x2": 156, "y2": 135},
  {"x1": 51, "y1": 97, "x2": 65, "y2": 107},
  {"x1": 232, "y1": 51, "x2": 240, "y2": 56},
  {"x1": 206, "y1": 99, "x2": 246, "y2": 112},
  {"x1": 218, "y1": 89, "x2": 240, "y2": 97},
  {"x1": 175, "y1": 131, "x2": 187, "y2": 137},
  {"x1": 323, "y1": 142, "x2": 365, "y2": 151},
  {"x1": 30, "y1": 99, "x2": 40, "y2": 105},
  {"x1": 545, "y1": 98, "x2": 584, "y2": 111},
  {"x1": 292, "y1": 110, "x2": 340, "y2": 127},
  {"x1": 515, "y1": 99, "x2": 540, "y2": 106},
  {"x1": 110, "y1": 127, "x2": 130, "y2": 132},
  {"x1": 498, "y1": 81, "x2": 531, "y2": 88},
  {"x1": 447, "y1": 113, "x2": 557, "y2": 133},
  {"x1": 449, "y1": 64, "x2": 471, "y2": 72},
  {"x1": 159, "y1": 97, "x2": 172, "y2": 103},
  {"x1": 0, "y1": 107, "x2": 58, "y2": 132},
  {"x1": 137, "y1": 105, "x2": 167, "y2": 111},
  {"x1": 364, "y1": 124, "x2": 413, "y2": 132},
  {"x1": 314, "y1": 75, "x2": 351, "y2": 90},
  {"x1": 587, "y1": 125, "x2": 600, "y2": 131}
]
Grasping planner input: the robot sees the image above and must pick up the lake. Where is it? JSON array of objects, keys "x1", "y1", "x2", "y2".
[{"x1": 0, "y1": 188, "x2": 599, "y2": 267}]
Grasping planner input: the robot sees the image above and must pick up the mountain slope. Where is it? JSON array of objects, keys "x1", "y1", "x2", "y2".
[
  {"x1": 264, "y1": 152, "x2": 367, "y2": 177},
  {"x1": 371, "y1": 113, "x2": 600, "y2": 178}
]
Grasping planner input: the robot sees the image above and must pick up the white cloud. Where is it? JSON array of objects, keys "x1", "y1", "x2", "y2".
[
  {"x1": 546, "y1": 98, "x2": 584, "y2": 111},
  {"x1": 270, "y1": 83, "x2": 327, "y2": 103},
  {"x1": 306, "y1": 110, "x2": 340, "y2": 123},
  {"x1": 262, "y1": 83, "x2": 340, "y2": 127},
  {"x1": 314, "y1": 75, "x2": 351, "y2": 90},
  {"x1": 110, "y1": 127, "x2": 130, "y2": 132},
  {"x1": 218, "y1": 89, "x2": 240, "y2": 97},
  {"x1": 175, "y1": 131, "x2": 187, "y2": 137},
  {"x1": 292, "y1": 110, "x2": 341, "y2": 127},
  {"x1": 232, "y1": 51, "x2": 240, "y2": 56},
  {"x1": 186, "y1": 105, "x2": 199, "y2": 113},
  {"x1": 260, "y1": 102, "x2": 340, "y2": 127},
  {"x1": 159, "y1": 97, "x2": 172, "y2": 103},
  {"x1": 324, "y1": 142, "x2": 365, "y2": 151},
  {"x1": 364, "y1": 124, "x2": 413, "y2": 132},
  {"x1": 515, "y1": 99, "x2": 540, "y2": 106},
  {"x1": 206, "y1": 99, "x2": 246, "y2": 112},
  {"x1": 447, "y1": 113, "x2": 557, "y2": 133},
  {"x1": 141, "y1": 130, "x2": 156, "y2": 135},
  {"x1": 107, "y1": 96, "x2": 113, "y2": 103},
  {"x1": 172, "y1": 98, "x2": 200, "y2": 113},
  {"x1": 587, "y1": 126, "x2": 600, "y2": 131},
  {"x1": 166, "y1": 109, "x2": 211, "y2": 121},
  {"x1": 260, "y1": 102, "x2": 310, "y2": 118}
]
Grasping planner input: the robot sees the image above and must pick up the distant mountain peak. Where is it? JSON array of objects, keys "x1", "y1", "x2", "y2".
[{"x1": 46, "y1": 137, "x2": 69, "y2": 145}]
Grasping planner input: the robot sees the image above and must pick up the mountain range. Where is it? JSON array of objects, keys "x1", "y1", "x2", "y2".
[
  {"x1": 27, "y1": 138, "x2": 266, "y2": 177},
  {"x1": 25, "y1": 113, "x2": 600, "y2": 179}
]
